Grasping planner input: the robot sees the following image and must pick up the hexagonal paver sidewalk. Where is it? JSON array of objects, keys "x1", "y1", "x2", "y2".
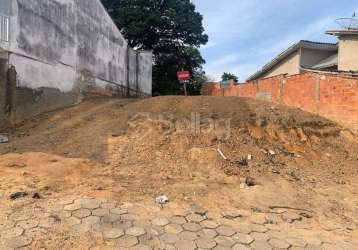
[{"x1": 0, "y1": 196, "x2": 357, "y2": 249}]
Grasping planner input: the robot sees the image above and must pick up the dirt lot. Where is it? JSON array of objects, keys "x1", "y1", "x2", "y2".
[{"x1": 0, "y1": 96, "x2": 357, "y2": 249}]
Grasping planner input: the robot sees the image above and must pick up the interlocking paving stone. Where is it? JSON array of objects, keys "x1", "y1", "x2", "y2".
[
  {"x1": 233, "y1": 233, "x2": 254, "y2": 244},
  {"x1": 267, "y1": 230, "x2": 287, "y2": 239},
  {"x1": 250, "y1": 240, "x2": 273, "y2": 250},
  {"x1": 103, "y1": 228, "x2": 125, "y2": 239},
  {"x1": 1, "y1": 227, "x2": 24, "y2": 239},
  {"x1": 102, "y1": 214, "x2": 122, "y2": 223},
  {"x1": 110, "y1": 208, "x2": 128, "y2": 215},
  {"x1": 232, "y1": 243, "x2": 251, "y2": 250},
  {"x1": 190, "y1": 204, "x2": 208, "y2": 216},
  {"x1": 216, "y1": 225, "x2": 236, "y2": 236},
  {"x1": 64, "y1": 203, "x2": 82, "y2": 212},
  {"x1": 73, "y1": 223, "x2": 91, "y2": 233},
  {"x1": 250, "y1": 224, "x2": 268, "y2": 233},
  {"x1": 159, "y1": 233, "x2": 180, "y2": 244},
  {"x1": 113, "y1": 220, "x2": 134, "y2": 230},
  {"x1": 73, "y1": 208, "x2": 91, "y2": 219},
  {"x1": 250, "y1": 231, "x2": 270, "y2": 241},
  {"x1": 133, "y1": 220, "x2": 151, "y2": 228},
  {"x1": 117, "y1": 235, "x2": 139, "y2": 247},
  {"x1": 169, "y1": 216, "x2": 187, "y2": 225},
  {"x1": 201, "y1": 228, "x2": 218, "y2": 238},
  {"x1": 126, "y1": 227, "x2": 146, "y2": 237},
  {"x1": 152, "y1": 218, "x2": 170, "y2": 227},
  {"x1": 101, "y1": 202, "x2": 117, "y2": 209},
  {"x1": 179, "y1": 231, "x2": 199, "y2": 240},
  {"x1": 65, "y1": 216, "x2": 81, "y2": 226},
  {"x1": 133, "y1": 244, "x2": 152, "y2": 250},
  {"x1": 82, "y1": 216, "x2": 100, "y2": 225},
  {"x1": 250, "y1": 213, "x2": 268, "y2": 225},
  {"x1": 82, "y1": 200, "x2": 101, "y2": 210},
  {"x1": 215, "y1": 235, "x2": 236, "y2": 247},
  {"x1": 17, "y1": 219, "x2": 39, "y2": 229},
  {"x1": 305, "y1": 244, "x2": 322, "y2": 250},
  {"x1": 183, "y1": 222, "x2": 202, "y2": 232},
  {"x1": 186, "y1": 213, "x2": 206, "y2": 223},
  {"x1": 286, "y1": 237, "x2": 307, "y2": 247},
  {"x1": 175, "y1": 239, "x2": 197, "y2": 250},
  {"x1": 200, "y1": 220, "x2": 219, "y2": 229},
  {"x1": 164, "y1": 224, "x2": 183, "y2": 234},
  {"x1": 195, "y1": 237, "x2": 217, "y2": 249},
  {"x1": 268, "y1": 238, "x2": 291, "y2": 249},
  {"x1": 213, "y1": 245, "x2": 231, "y2": 250},
  {"x1": 92, "y1": 222, "x2": 113, "y2": 232},
  {"x1": 0, "y1": 196, "x2": 354, "y2": 249},
  {"x1": 3, "y1": 235, "x2": 32, "y2": 248},
  {"x1": 92, "y1": 208, "x2": 110, "y2": 217}
]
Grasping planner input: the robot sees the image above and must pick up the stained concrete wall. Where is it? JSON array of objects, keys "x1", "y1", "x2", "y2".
[
  {"x1": 261, "y1": 51, "x2": 300, "y2": 78},
  {"x1": 301, "y1": 48, "x2": 337, "y2": 69},
  {"x1": 338, "y1": 35, "x2": 358, "y2": 71},
  {"x1": 0, "y1": 0, "x2": 152, "y2": 127}
]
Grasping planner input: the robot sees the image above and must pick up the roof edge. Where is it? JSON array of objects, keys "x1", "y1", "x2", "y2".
[{"x1": 246, "y1": 40, "x2": 338, "y2": 81}]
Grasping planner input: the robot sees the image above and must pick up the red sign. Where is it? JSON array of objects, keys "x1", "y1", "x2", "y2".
[{"x1": 177, "y1": 71, "x2": 190, "y2": 81}]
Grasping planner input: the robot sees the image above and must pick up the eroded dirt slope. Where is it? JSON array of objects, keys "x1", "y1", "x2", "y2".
[{"x1": 0, "y1": 96, "x2": 357, "y2": 242}]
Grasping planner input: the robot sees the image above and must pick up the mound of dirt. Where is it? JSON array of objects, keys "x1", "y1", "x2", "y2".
[{"x1": 0, "y1": 96, "x2": 357, "y2": 232}]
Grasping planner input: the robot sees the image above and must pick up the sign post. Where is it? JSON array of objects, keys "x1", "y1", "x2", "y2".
[{"x1": 177, "y1": 70, "x2": 190, "y2": 96}]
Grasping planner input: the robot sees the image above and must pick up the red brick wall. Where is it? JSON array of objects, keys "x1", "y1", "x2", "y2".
[{"x1": 201, "y1": 72, "x2": 358, "y2": 132}]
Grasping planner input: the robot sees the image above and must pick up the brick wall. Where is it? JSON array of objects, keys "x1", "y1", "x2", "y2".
[{"x1": 202, "y1": 72, "x2": 358, "y2": 132}]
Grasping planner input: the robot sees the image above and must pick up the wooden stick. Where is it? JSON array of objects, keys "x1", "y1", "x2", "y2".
[{"x1": 217, "y1": 148, "x2": 228, "y2": 160}]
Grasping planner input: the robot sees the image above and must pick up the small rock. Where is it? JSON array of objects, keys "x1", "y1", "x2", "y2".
[
  {"x1": 156, "y1": 195, "x2": 169, "y2": 204},
  {"x1": 10, "y1": 192, "x2": 28, "y2": 200},
  {"x1": 269, "y1": 150, "x2": 276, "y2": 155},
  {"x1": 32, "y1": 193, "x2": 41, "y2": 199},
  {"x1": 245, "y1": 177, "x2": 256, "y2": 187},
  {"x1": 190, "y1": 204, "x2": 208, "y2": 216},
  {"x1": 247, "y1": 154, "x2": 253, "y2": 161},
  {"x1": 0, "y1": 134, "x2": 9, "y2": 143},
  {"x1": 272, "y1": 169, "x2": 280, "y2": 174}
]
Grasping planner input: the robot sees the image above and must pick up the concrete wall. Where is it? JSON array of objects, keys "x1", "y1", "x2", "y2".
[
  {"x1": 338, "y1": 35, "x2": 358, "y2": 71},
  {"x1": 0, "y1": 0, "x2": 152, "y2": 127},
  {"x1": 300, "y1": 48, "x2": 337, "y2": 68},
  {"x1": 202, "y1": 72, "x2": 358, "y2": 133},
  {"x1": 261, "y1": 51, "x2": 300, "y2": 78}
]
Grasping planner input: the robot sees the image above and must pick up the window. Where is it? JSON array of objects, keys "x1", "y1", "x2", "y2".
[{"x1": 0, "y1": 15, "x2": 9, "y2": 42}]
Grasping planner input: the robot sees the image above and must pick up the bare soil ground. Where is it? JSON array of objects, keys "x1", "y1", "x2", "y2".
[{"x1": 0, "y1": 96, "x2": 357, "y2": 245}]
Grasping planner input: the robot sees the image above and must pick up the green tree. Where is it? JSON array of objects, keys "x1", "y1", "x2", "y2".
[
  {"x1": 222, "y1": 72, "x2": 238, "y2": 83},
  {"x1": 101, "y1": 0, "x2": 208, "y2": 95}
]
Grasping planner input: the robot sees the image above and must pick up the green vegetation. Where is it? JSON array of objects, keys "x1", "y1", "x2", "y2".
[{"x1": 101, "y1": 0, "x2": 208, "y2": 95}]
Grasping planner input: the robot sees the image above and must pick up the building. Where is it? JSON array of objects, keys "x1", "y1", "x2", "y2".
[
  {"x1": 247, "y1": 29, "x2": 358, "y2": 81},
  {"x1": 0, "y1": 0, "x2": 152, "y2": 128}
]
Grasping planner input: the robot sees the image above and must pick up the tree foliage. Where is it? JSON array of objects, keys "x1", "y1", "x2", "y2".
[
  {"x1": 222, "y1": 72, "x2": 239, "y2": 83},
  {"x1": 101, "y1": 0, "x2": 208, "y2": 95}
]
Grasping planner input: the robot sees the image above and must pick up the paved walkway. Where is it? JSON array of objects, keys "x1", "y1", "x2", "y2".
[{"x1": 0, "y1": 196, "x2": 357, "y2": 250}]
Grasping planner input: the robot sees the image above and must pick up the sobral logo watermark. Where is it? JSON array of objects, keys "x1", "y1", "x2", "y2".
[{"x1": 129, "y1": 112, "x2": 232, "y2": 139}]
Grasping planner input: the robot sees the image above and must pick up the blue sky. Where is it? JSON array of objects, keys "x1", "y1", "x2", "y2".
[{"x1": 192, "y1": 0, "x2": 358, "y2": 81}]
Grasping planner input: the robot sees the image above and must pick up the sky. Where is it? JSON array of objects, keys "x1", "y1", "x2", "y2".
[{"x1": 192, "y1": 0, "x2": 358, "y2": 82}]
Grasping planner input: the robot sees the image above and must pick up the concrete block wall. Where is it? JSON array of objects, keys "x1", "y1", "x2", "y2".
[
  {"x1": 0, "y1": 0, "x2": 153, "y2": 128},
  {"x1": 202, "y1": 72, "x2": 358, "y2": 132}
]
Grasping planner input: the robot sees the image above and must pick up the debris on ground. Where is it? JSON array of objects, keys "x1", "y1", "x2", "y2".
[
  {"x1": 10, "y1": 192, "x2": 28, "y2": 200},
  {"x1": 155, "y1": 195, "x2": 169, "y2": 204},
  {"x1": 0, "y1": 135, "x2": 9, "y2": 143},
  {"x1": 5, "y1": 162, "x2": 26, "y2": 168}
]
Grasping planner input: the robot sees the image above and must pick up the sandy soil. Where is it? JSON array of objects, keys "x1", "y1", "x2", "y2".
[{"x1": 0, "y1": 96, "x2": 357, "y2": 239}]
